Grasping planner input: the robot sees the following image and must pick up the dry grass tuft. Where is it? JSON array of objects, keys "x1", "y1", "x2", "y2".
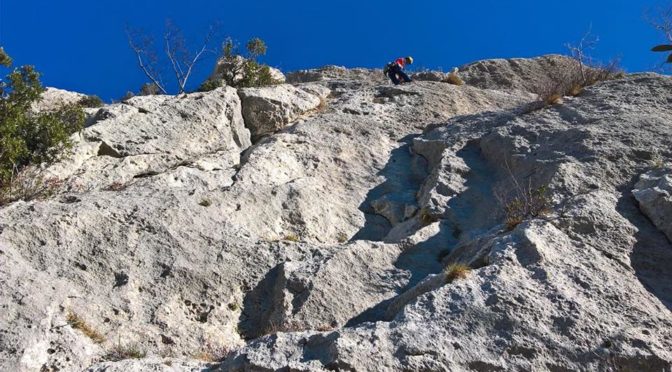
[
  {"x1": 445, "y1": 263, "x2": 471, "y2": 283},
  {"x1": 0, "y1": 171, "x2": 63, "y2": 206},
  {"x1": 67, "y1": 311, "x2": 105, "y2": 343},
  {"x1": 103, "y1": 342, "x2": 146, "y2": 361},
  {"x1": 193, "y1": 343, "x2": 231, "y2": 363},
  {"x1": 317, "y1": 96, "x2": 328, "y2": 112},
  {"x1": 443, "y1": 68, "x2": 464, "y2": 86},
  {"x1": 545, "y1": 93, "x2": 564, "y2": 105},
  {"x1": 532, "y1": 58, "x2": 621, "y2": 109},
  {"x1": 282, "y1": 233, "x2": 300, "y2": 242},
  {"x1": 105, "y1": 181, "x2": 128, "y2": 192},
  {"x1": 501, "y1": 185, "x2": 551, "y2": 231},
  {"x1": 418, "y1": 208, "x2": 439, "y2": 226},
  {"x1": 336, "y1": 232, "x2": 349, "y2": 243}
]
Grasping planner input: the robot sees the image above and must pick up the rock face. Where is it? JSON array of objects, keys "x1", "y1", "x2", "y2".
[
  {"x1": 1, "y1": 56, "x2": 672, "y2": 371},
  {"x1": 411, "y1": 71, "x2": 448, "y2": 82},
  {"x1": 286, "y1": 65, "x2": 387, "y2": 84},
  {"x1": 459, "y1": 54, "x2": 578, "y2": 93},
  {"x1": 32, "y1": 87, "x2": 87, "y2": 112}
]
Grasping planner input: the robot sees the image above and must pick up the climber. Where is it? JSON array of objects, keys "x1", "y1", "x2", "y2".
[{"x1": 384, "y1": 56, "x2": 413, "y2": 85}]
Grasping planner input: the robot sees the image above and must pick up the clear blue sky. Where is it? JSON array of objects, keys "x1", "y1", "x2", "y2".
[{"x1": 0, "y1": 0, "x2": 668, "y2": 101}]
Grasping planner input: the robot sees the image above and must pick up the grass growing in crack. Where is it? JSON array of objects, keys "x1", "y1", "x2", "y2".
[
  {"x1": 67, "y1": 311, "x2": 105, "y2": 343},
  {"x1": 336, "y1": 232, "x2": 349, "y2": 243},
  {"x1": 192, "y1": 343, "x2": 232, "y2": 363},
  {"x1": 651, "y1": 154, "x2": 667, "y2": 169},
  {"x1": 445, "y1": 263, "x2": 471, "y2": 283},
  {"x1": 282, "y1": 233, "x2": 300, "y2": 242},
  {"x1": 0, "y1": 172, "x2": 63, "y2": 206},
  {"x1": 316, "y1": 96, "x2": 329, "y2": 112},
  {"x1": 418, "y1": 208, "x2": 439, "y2": 226},
  {"x1": 103, "y1": 342, "x2": 146, "y2": 361},
  {"x1": 494, "y1": 160, "x2": 552, "y2": 231},
  {"x1": 105, "y1": 181, "x2": 127, "y2": 192},
  {"x1": 499, "y1": 185, "x2": 551, "y2": 231}
]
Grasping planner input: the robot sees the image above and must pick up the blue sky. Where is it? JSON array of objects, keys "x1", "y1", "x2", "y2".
[{"x1": 0, "y1": 0, "x2": 668, "y2": 100}]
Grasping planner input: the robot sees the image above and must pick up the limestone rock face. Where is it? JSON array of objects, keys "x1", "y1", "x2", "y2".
[
  {"x1": 40, "y1": 87, "x2": 250, "y2": 193},
  {"x1": 634, "y1": 168, "x2": 672, "y2": 241},
  {"x1": 286, "y1": 65, "x2": 388, "y2": 84},
  {"x1": 220, "y1": 73, "x2": 672, "y2": 371},
  {"x1": 411, "y1": 71, "x2": 448, "y2": 82},
  {"x1": 32, "y1": 87, "x2": 88, "y2": 112},
  {"x1": 2, "y1": 58, "x2": 672, "y2": 371},
  {"x1": 238, "y1": 84, "x2": 324, "y2": 140},
  {"x1": 459, "y1": 54, "x2": 578, "y2": 93}
]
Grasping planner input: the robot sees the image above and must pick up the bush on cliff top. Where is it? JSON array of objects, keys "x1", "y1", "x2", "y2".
[
  {"x1": 0, "y1": 49, "x2": 84, "y2": 202},
  {"x1": 200, "y1": 37, "x2": 280, "y2": 90}
]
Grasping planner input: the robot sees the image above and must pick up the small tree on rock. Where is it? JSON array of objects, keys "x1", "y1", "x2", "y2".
[
  {"x1": 204, "y1": 37, "x2": 279, "y2": 89},
  {"x1": 0, "y1": 48, "x2": 85, "y2": 202},
  {"x1": 0, "y1": 47, "x2": 12, "y2": 67}
]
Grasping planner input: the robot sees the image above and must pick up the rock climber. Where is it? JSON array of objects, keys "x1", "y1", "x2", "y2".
[{"x1": 385, "y1": 56, "x2": 413, "y2": 85}]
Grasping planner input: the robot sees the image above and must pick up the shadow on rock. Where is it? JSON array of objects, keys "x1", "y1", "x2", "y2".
[
  {"x1": 618, "y1": 190, "x2": 672, "y2": 311},
  {"x1": 352, "y1": 134, "x2": 428, "y2": 241},
  {"x1": 237, "y1": 265, "x2": 283, "y2": 339}
]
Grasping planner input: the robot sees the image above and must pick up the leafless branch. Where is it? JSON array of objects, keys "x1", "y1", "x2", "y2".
[
  {"x1": 163, "y1": 20, "x2": 217, "y2": 94},
  {"x1": 127, "y1": 21, "x2": 219, "y2": 94},
  {"x1": 646, "y1": 4, "x2": 672, "y2": 43},
  {"x1": 125, "y1": 26, "x2": 168, "y2": 94},
  {"x1": 565, "y1": 25, "x2": 599, "y2": 81}
]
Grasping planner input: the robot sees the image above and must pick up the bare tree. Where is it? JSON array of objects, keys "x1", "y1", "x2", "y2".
[
  {"x1": 126, "y1": 20, "x2": 218, "y2": 95},
  {"x1": 126, "y1": 26, "x2": 167, "y2": 94},
  {"x1": 565, "y1": 26, "x2": 599, "y2": 82},
  {"x1": 647, "y1": 4, "x2": 672, "y2": 66},
  {"x1": 529, "y1": 27, "x2": 622, "y2": 107}
]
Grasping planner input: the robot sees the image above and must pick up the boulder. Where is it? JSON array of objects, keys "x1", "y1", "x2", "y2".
[
  {"x1": 238, "y1": 84, "x2": 323, "y2": 139},
  {"x1": 41, "y1": 87, "x2": 250, "y2": 193},
  {"x1": 32, "y1": 87, "x2": 87, "y2": 112},
  {"x1": 411, "y1": 71, "x2": 448, "y2": 82},
  {"x1": 458, "y1": 54, "x2": 578, "y2": 93},
  {"x1": 633, "y1": 168, "x2": 672, "y2": 241},
  {"x1": 286, "y1": 65, "x2": 387, "y2": 84}
]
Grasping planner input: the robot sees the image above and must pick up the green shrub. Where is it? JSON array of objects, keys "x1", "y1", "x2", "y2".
[
  {"x1": 0, "y1": 47, "x2": 12, "y2": 67},
  {"x1": 0, "y1": 55, "x2": 85, "y2": 199},
  {"x1": 139, "y1": 82, "x2": 162, "y2": 96},
  {"x1": 212, "y1": 37, "x2": 281, "y2": 88},
  {"x1": 78, "y1": 95, "x2": 104, "y2": 108},
  {"x1": 197, "y1": 79, "x2": 222, "y2": 92},
  {"x1": 120, "y1": 91, "x2": 134, "y2": 102}
]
